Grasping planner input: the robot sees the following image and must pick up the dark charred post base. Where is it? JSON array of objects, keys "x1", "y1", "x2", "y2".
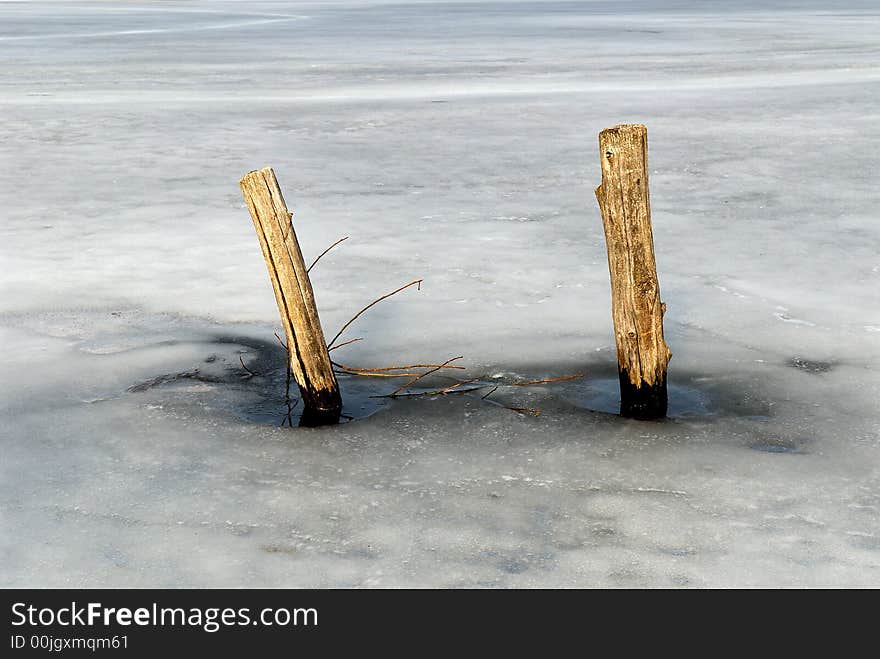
[
  {"x1": 297, "y1": 387, "x2": 342, "y2": 427},
  {"x1": 619, "y1": 370, "x2": 668, "y2": 420},
  {"x1": 299, "y1": 406, "x2": 342, "y2": 428}
]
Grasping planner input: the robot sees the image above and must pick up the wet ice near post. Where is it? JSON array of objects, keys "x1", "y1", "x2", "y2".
[{"x1": 1, "y1": 1, "x2": 879, "y2": 587}]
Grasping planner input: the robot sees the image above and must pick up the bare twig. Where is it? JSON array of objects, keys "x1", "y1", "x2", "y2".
[
  {"x1": 284, "y1": 365, "x2": 292, "y2": 418},
  {"x1": 327, "y1": 337, "x2": 363, "y2": 352},
  {"x1": 239, "y1": 355, "x2": 257, "y2": 379},
  {"x1": 307, "y1": 236, "x2": 349, "y2": 273},
  {"x1": 332, "y1": 361, "x2": 465, "y2": 373},
  {"x1": 374, "y1": 383, "x2": 485, "y2": 399},
  {"x1": 273, "y1": 332, "x2": 296, "y2": 425},
  {"x1": 327, "y1": 279, "x2": 423, "y2": 349},
  {"x1": 436, "y1": 378, "x2": 480, "y2": 394},
  {"x1": 334, "y1": 368, "x2": 425, "y2": 378},
  {"x1": 481, "y1": 373, "x2": 582, "y2": 404},
  {"x1": 333, "y1": 359, "x2": 469, "y2": 380},
  {"x1": 480, "y1": 373, "x2": 581, "y2": 416},
  {"x1": 489, "y1": 373, "x2": 581, "y2": 416},
  {"x1": 280, "y1": 398, "x2": 300, "y2": 427},
  {"x1": 510, "y1": 373, "x2": 585, "y2": 386},
  {"x1": 388, "y1": 355, "x2": 464, "y2": 397},
  {"x1": 482, "y1": 396, "x2": 542, "y2": 416}
]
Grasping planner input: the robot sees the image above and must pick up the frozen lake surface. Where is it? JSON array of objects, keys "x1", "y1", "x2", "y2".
[{"x1": 1, "y1": 0, "x2": 878, "y2": 587}]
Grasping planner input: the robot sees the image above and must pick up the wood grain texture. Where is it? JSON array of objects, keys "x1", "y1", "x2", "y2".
[
  {"x1": 240, "y1": 167, "x2": 342, "y2": 423},
  {"x1": 595, "y1": 124, "x2": 671, "y2": 418}
]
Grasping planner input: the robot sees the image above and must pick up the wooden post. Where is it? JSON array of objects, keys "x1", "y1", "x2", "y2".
[
  {"x1": 240, "y1": 167, "x2": 342, "y2": 426},
  {"x1": 595, "y1": 124, "x2": 671, "y2": 419}
]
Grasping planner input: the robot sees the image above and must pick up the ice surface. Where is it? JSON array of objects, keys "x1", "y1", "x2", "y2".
[{"x1": 1, "y1": 0, "x2": 878, "y2": 587}]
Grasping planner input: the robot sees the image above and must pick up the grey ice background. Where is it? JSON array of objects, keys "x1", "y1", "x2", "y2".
[{"x1": 1, "y1": 0, "x2": 878, "y2": 586}]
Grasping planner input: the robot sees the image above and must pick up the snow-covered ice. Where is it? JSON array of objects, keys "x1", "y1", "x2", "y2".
[{"x1": 1, "y1": 0, "x2": 878, "y2": 587}]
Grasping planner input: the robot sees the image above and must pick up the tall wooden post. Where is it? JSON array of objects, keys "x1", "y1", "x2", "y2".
[
  {"x1": 240, "y1": 167, "x2": 342, "y2": 426},
  {"x1": 595, "y1": 124, "x2": 671, "y2": 419}
]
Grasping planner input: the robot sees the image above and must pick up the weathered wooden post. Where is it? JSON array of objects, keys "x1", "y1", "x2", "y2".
[
  {"x1": 595, "y1": 124, "x2": 671, "y2": 419},
  {"x1": 240, "y1": 167, "x2": 342, "y2": 426}
]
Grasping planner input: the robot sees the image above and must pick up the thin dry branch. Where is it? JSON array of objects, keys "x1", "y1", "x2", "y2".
[
  {"x1": 280, "y1": 397, "x2": 300, "y2": 427},
  {"x1": 332, "y1": 361, "x2": 466, "y2": 373},
  {"x1": 273, "y1": 331, "x2": 298, "y2": 425},
  {"x1": 307, "y1": 236, "x2": 349, "y2": 273},
  {"x1": 374, "y1": 383, "x2": 485, "y2": 399},
  {"x1": 388, "y1": 355, "x2": 464, "y2": 397},
  {"x1": 327, "y1": 279, "x2": 423, "y2": 349},
  {"x1": 510, "y1": 373, "x2": 585, "y2": 386},
  {"x1": 239, "y1": 356, "x2": 257, "y2": 379},
  {"x1": 327, "y1": 337, "x2": 363, "y2": 352},
  {"x1": 481, "y1": 374, "x2": 583, "y2": 401},
  {"x1": 479, "y1": 373, "x2": 584, "y2": 416},
  {"x1": 481, "y1": 395, "x2": 543, "y2": 416},
  {"x1": 332, "y1": 358, "x2": 469, "y2": 381},
  {"x1": 480, "y1": 385, "x2": 499, "y2": 400},
  {"x1": 334, "y1": 368, "x2": 426, "y2": 378},
  {"x1": 436, "y1": 378, "x2": 480, "y2": 394}
]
